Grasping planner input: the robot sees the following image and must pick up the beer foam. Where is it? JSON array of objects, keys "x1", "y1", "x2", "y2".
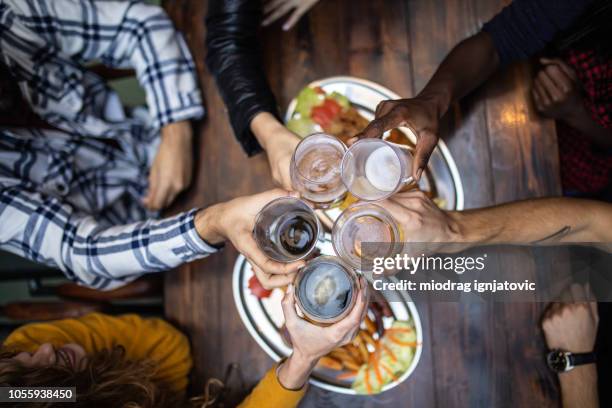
[{"x1": 364, "y1": 145, "x2": 401, "y2": 191}]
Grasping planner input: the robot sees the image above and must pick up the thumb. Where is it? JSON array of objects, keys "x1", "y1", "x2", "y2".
[
  {"x1": 281, "y1": 284, "x2": 299, "y2": 325},
  {"x1": 411, "y1": 130, "x2": 437, "y2": 181}
]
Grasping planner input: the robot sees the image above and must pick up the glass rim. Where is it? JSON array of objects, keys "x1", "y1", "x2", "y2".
[
  {"x1": 253, "y1": 196, "x2": 322, "y2": 263},
  {"x1": 331, "y1": 202, "x2": 403, "y2": 270},
  {"x1": 291, "y1": 133, "x2": 348, "y2": 185},
  {"x1": 340, "y1": 138, "x2": 412, "y2": 201},
  {"x1": 294, "y1": 255, "x2": 359, "y2": 324}
]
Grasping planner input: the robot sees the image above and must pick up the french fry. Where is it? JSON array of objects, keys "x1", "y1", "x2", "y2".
[
  {"x1": 336, "y1": 371, "x2": 358, "y2": 381},
  {"x1": 360, "y1": 330, "x2": 376, "y2": 349},
  {"x1": 354, "y1": 335, "x2": 369, "y2": 362},
  {"x1": 344, "y1": 344, "x2": 363, "y2": 364},
  {"x1": 317, "y1": 356, "x2": 342, "y2": 370},
  {"x1": 329, "y1": 349, "x2": 359, "y2": 365},
  {"x1": 364, "y1": 316, "x2": 377, "y2": 335},
  {"x1": 342, "y1": 359, "x2": 362, "y2": 372}
]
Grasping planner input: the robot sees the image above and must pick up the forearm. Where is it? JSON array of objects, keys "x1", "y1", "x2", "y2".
[
  {"x1": 205, "y1": 0, "x2": 280, "y2": 155},
  {"x1": 277, "y1": 352, "x2": 317, "y2": 390},
  {"x1": 559, "y1": 366, "x2": 599, "y2": 408},
  {"x1": 250, "y1": 112, "x2": 286, "y2": 150},
  {"x1": 451, "y1": 197, "x2": 612, "y2": 243},
  {"x1": 416, "y1": 31, "x2": 500, "y2": 118}
]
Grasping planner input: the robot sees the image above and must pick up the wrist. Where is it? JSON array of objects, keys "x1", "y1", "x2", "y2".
[
  {"x1": 194, "y1": 204, "x2": 226, "y2": 245},
  {"x1": 250, "y1": 112, "x2": 285, "y2": 150},
  {"x1": 277, "y1": 351, "x2": 317, "y2": 390},
  {"x1": 416, "y1": 89, "x2": 451, "y2": 120}
]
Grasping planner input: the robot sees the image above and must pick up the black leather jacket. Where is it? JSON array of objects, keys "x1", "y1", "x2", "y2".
[{"x1": 205, "y1": 0, "x2": 280, "y2": 156}]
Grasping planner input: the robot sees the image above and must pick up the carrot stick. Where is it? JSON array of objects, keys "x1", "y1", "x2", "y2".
[
  {"x1": 387, "y1": 333, "x2": 417, "y2": 347},
  {"x1": 317, "y1": 356, "x2": 342, "y2": 370},
  {"x1": 381, "y1": 344, "x2": 397, "y2": 362},
  {"x1": 336, "y1": 371, "x2": 358, "y2": 380}
]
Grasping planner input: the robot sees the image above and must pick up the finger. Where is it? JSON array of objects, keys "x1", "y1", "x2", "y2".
[
  {"x1": 540, "y1": 58, "x2": 577, "y2": 81},
  {"x1": 331, "y1": 281, "x2": 368, "y2": 333},
  {"x1": 241, "y1": 236, "x2": 305, "y2": 275},
  {"x1": 537, "y1": 70, "x2": 563, "y2": 102},
  {"x1": 375, "y1": 199, "x2": 414, "y2": 220},
  {"x1": 533, "y1": 78, "x2": 552, "y2": 106},
  {"x1": 545, "y1": 64, "x2": 574, "y2": 93},
  {"x1": 263, "y1": 0, "x2": 288, "y2": 15},
  {"x1": 411, "y1": 130, "x2": 437, "y2": 181},
  {"x1": 150, "y1": 180, "x2": 172, "y2": 211},
  {"x1": 282, "y1": 7, "x2": 306, "y2": 30},
  {"x1": 532, "y1": 87, "x2": 544, "y2": 111},
  {"x1": 162, "y1": 187, "x2": 179, "y2": 210},
  {"x1": 252, "y1": 263, "x2": 297, "y2": 289},
  {"x1": 262, "y1": 2, "x2": 294, "y2": 26},
  {"x1": 143, "y1": 166, "x2": 159, "y2": 208},
  {"x1": 375, "y1": 100, "x2": 396, "y2": 119},
  {"x1": 354, "y1": 109, "x2": 405, "y2": 140},
  {"x1": 281, "y1": 283, "x2": 299, "y2": 324}
]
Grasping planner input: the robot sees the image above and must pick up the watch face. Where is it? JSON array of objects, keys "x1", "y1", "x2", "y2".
[{"x1": 547, "y1": 350, "x2": 568, "y2": 372}]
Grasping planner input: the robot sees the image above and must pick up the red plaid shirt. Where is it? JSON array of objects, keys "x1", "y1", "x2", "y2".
[{"x1": 558, "y1": 48, "x2": 612, "y2": 195}]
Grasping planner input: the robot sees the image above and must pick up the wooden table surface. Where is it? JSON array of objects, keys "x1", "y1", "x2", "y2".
[{"x1": 164, "y1": 0, "x2": 562, "y2": 406}]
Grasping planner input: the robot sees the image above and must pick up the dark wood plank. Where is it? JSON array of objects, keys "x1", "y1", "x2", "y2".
[{"x1": 163, "y1": 0, "x2": 562, "y2": 406}]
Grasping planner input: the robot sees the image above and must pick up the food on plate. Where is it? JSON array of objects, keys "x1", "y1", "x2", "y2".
[
  {"x1": 248, "y1": 275, "x2": 273, "y2": 299},
  {"x1": 351, "y1": 320, "x2": 417, "y2": 394}
]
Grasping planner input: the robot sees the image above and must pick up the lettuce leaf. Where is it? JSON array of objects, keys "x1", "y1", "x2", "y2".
[{"x1": 295, "y1": 86, "x2": 325, "y2": 118}]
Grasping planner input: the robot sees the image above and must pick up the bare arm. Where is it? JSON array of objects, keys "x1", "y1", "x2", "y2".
[
  {"x1": 454, "y1": 197, "x2": 612, "y2": 243},
  {"x1": 379, "y1": 192, "x2": 612, "y2": 244},
  {"x1": 355, "y1": 32, "x2": 500, "y2": 180}
]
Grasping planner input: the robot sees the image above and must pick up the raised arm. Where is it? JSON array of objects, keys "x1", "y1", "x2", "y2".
[
  {"x1": 355, "y1": 0, "x2": 595, "y2": 181},
  {"x1": 205, "y1": 0, "x2": 300, "y2": 190},
  {"x1": 378, "y1": 191, "x2": 612, "y2": 244}
]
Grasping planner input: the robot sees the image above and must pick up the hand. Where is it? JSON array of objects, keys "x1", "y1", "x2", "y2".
[
  {"x1": 262, "y1": 0, "x2": 321, "y2": 31},
  {"x1": 251, "y1": 112, "x2": 300, "y2": 190},
  {"x1": 351, "y1": 97, "x2": 440, "y2": 182},
  {"x1": 542, "y1": 285, "x2": 598, "y2": 353},
  {"x1": 532, "y1": 58, "x2": 582, "y2": 120},
  {"x1": 377, "y1": 190, "x2": 461, "y2": 243},
  {"x1": 197, "y1": 189, "x2": 304, "y2": 289},
  {"x1": 144, "y1": 121, "x2": 193, "y2": 211},
  {"x1": 277, "y1": 277, "x2": 368, "y2": 389}
]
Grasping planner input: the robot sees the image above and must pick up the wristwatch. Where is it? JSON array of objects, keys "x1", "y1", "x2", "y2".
[{"x1": 546, "y1": 349, "x2": 596, "y2": 373}]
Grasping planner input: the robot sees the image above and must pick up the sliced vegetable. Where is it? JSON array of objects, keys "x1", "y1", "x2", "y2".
[
  {"x1": 330, "y1": 91, "x2": 350, "y2": 109},
  {"x1": 248, "y1": 275, "x2": 272, "y2": 299},
  {"x1": 295, "y1": 86, "x2": 325, "y2": 118},
  {"x1": 286, "y1": 117, "x2": 317, "y2": 138}
]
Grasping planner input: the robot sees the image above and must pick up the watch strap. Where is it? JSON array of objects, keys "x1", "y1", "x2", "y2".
[{"x1": 568, "y1": 352, "x2": 596, "y2": 367}]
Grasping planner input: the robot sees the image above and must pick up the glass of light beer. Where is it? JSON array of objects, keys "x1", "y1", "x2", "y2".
[
  {"x1": 290, "y1": 133, "x2": 348, "y2": 209},
  {"x1": 332, "y1": 202, "x2": 403, "y2": 270},
  {"x1": 341, "y1": 139, "x2": 415, "y2": 201}
]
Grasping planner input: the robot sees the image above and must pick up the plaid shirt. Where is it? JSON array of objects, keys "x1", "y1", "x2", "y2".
[{"x1": 0, "y1": 0, "x2": 216, "y2": 290}]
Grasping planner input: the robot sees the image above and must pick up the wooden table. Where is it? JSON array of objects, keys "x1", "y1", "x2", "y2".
[{"x1": 164, "y1": 0, "x2": 561, "y2": 406}]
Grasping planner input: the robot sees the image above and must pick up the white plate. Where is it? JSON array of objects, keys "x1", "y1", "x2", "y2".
[
  {"x1": 232, "y1": 235, "x2": 423, "y2": 395},
  {"x1": 285, "y1": 76, "x2": 464, "y2": 212}
]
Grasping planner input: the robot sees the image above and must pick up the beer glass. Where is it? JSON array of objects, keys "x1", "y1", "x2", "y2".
[
  {"x1": 332, "y1": 202, "x2": 403, "y2": 270},
  {"x1": 294, "y1": 255, "x2": 358, "y2": 325},
  {"x1": 290, "y1": 133, "x2": 348, "y2": 209},
  {"x1": 341, "y1": 139, "x2": 414, "y2": 201},
  {"x1": 253, "y1": 197, "x2": 321, "y2": 262}
]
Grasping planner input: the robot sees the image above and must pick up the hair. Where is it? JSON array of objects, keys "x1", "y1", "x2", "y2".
[{"x1": 0, "y1": 345, "x2": 185, "y2": 408}]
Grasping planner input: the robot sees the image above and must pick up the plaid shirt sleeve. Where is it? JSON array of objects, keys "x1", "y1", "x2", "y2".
[
  {"x1": 0, "y1": 186, "x2": 217, "y2": 290},
  {"x1": 1, "y1": 0, "x2": 203, "y2": 129}
]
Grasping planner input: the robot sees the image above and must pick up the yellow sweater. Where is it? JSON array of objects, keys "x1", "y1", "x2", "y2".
[{"x1": 3, "y1": 313, "x2": 304, "y2": 407}]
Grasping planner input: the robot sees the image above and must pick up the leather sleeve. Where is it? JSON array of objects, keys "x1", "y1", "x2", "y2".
[{"x1": 205, "y1": 0, "x2": 281, "y2": 156}]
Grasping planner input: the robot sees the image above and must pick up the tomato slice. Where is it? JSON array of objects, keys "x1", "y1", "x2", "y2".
[
  {"x1": 248, "y1": 275, "x2": 272, "y2": 299},
  {"x1": 323, "y1": 98, "x2": 342, "y2": 116},
  {"x1": 311, "y1": 105, "x2": 334, "y2": 127}
]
